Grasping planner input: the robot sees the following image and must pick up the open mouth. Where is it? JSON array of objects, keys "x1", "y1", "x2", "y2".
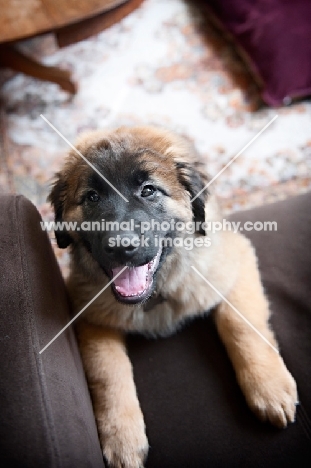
[{"x1": 111, "y1": 246, "x2": 162, "y2": 304}]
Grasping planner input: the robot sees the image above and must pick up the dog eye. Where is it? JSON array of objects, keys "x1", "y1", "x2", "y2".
[
  {"x1": 87, "y1": 190, "x2": 100, "y2": 202},
  {"x1": 141, "y1": 185, "x2": 156, "y2": 198}
]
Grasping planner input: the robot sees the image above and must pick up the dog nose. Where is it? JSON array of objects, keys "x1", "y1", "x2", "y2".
[{"x1": 104, "y1": 232, "x2": 140, "y2": 260}]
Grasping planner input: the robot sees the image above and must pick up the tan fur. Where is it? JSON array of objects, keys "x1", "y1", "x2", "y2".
[{"x1": 50, "y1": 126, "x2": 297, "y2": 468}]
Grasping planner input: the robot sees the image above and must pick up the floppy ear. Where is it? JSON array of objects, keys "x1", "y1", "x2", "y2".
[
  {"x1": 48, "y1": 174, "x2": 73, "y2": 249},
  {"x1": 176, "y1": 162, "x2": 208, "y2": 235}
]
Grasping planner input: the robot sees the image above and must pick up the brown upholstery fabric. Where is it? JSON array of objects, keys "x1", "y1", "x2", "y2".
[
  {"x1": 128, "y1": 192, "x2": 311, "y2": 467},
  {"x1": 0, "y1": 195, "x2": 104, "y2": 467},
  {"x1": 1, "y1": 192, "x2": 311, "y2": 467}
]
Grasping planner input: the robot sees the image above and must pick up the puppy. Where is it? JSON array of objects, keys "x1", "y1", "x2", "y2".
[{"x1": 49, "y1": 126, "x2": 297, "y2": 468}]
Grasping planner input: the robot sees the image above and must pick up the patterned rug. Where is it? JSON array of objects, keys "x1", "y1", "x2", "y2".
[{"x1": 1, "y1": 0, "x2": 310, "y2": 274}]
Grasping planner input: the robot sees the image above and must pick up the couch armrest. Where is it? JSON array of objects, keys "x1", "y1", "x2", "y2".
[{"x1": 0, "y1": 195, "x2": 104, "y2": 467}]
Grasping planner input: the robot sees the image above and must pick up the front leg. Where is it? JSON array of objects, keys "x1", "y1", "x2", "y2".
[
  {"x1": 214, "y1": 236, "x2": 298, "y2": 428},
  {"x1": 76, "y1": 320, "x2": 148, "y2": 468}
]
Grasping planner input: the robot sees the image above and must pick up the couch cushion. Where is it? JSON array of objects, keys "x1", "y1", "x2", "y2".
[
  {"x1": 0, "y1": 195, "x2": 104, "y2": 467},
  {"x1": 128, "y1": 192, "x2": 311, "y2": 467},
  {"x1": 203, "y1": 0, "x2": 311, "y2": 106}
]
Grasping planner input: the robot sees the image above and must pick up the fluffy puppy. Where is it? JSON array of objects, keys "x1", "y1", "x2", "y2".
[{"x1": 49, "y1": 126, "x2": 297, "y2": 468}]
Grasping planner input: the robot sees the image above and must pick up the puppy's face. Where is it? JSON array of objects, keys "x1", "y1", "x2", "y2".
[{"x1": 49, "y1": 127, "x2": 208, "y2": 304}]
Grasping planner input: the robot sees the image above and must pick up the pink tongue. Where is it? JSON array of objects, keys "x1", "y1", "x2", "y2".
[{"x1": 112, "y1": 264, "x2": 149, "y2": 296}]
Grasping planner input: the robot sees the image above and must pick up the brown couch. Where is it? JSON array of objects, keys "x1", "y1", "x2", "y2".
[{"x1": 0, "y1": 193, "x2": 311, "y2": 467}]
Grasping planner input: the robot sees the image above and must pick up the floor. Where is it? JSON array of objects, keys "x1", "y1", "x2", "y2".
[{"x1": 1, "y1": 0, "x2": 310, "y2": 274}]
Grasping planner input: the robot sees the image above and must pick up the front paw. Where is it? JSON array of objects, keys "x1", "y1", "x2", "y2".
[
  {"x1": 98, "y1": 407, "x2": 149, "y2": 468},
  {"x1": 239, "y1": 355, "x2": 298, "y2": 428}
]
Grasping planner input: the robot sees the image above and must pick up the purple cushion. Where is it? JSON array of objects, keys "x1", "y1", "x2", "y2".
[{"x1": 205, "y1": 0, "x2": 311, "y2": 106}]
